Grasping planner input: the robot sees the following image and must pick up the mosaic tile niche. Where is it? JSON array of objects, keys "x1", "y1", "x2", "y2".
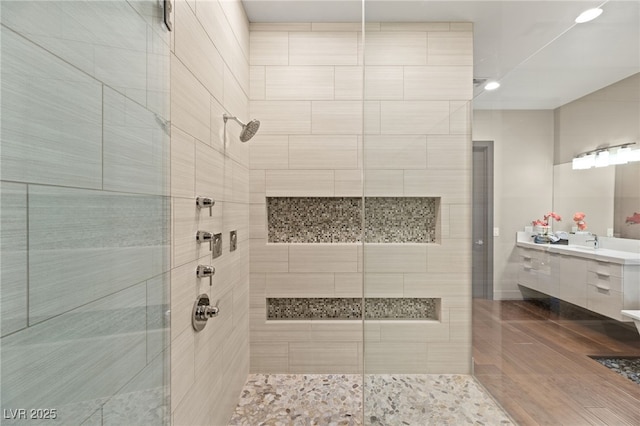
[
  {"x1": 266, "y1": 298, "x2": 439, "y2": 321},
  {"x1": 267, "y1": 197, "x2": 438, "y2": 243}
]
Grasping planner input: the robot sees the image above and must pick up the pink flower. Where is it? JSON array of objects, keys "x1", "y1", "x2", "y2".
[
  {"x1": 532, "y1": 212, "x2": 561, "y2": 227},
  {"x1": 573, "y1": 212, "x2": 586, "y2": 222},
  {"x1": 577, "y1": 221, "x2": 587, "y2": 231},
  {"x1": 544, "y1": 212, "x2": 562, "y2": 222}
]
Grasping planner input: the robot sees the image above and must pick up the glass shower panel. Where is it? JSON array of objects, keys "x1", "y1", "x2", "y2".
[
  {"x1": 361, "y1": 2, "x2": 474, "y2": 422},
  {"x1": 0, "y1": 1, "x2": 170, "y2": 424},
  {"x1": 470, "y1": 2, "x2": 640, "y2": 424}
]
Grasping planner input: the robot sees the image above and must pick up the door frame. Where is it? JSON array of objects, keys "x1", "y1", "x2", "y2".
[{"x1": 472, "y1": 140, "x2": 494, "y2": 300}]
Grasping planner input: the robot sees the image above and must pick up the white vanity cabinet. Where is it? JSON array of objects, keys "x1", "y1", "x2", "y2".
[
  {"x1": 517, "y1": 247, "x2": 554, "y2": 296},
  {"x1": 587, "y1": 260, "x2": 639, "y2": 321},
  {"x1": 517, "y1": 247, "x2": 538, "y2": 289},
  {"x1": 557, "y1": 254, "x2": 588, "y2": 308},
  {"x1": 516, "y1": 236, "x2": 640, "y2": 322}
]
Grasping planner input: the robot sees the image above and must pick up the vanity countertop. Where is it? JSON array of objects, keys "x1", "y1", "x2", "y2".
[{"x1": 516, "y1": 237, "x2": 640, "y2": 265}]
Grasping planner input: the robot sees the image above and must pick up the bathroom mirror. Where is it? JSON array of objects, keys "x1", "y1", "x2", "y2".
[{"x1": 553, "y1": 161, "x2": 640, "y2": 239}]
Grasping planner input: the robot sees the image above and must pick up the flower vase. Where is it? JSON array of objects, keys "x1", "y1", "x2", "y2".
[{"x1": 534, "y1": 225, "x2": 550, "y2": 235}]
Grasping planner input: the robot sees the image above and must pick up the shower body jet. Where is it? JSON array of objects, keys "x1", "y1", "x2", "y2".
[{"x1": 222, "y1": 114, "x2": 260, "y2": 142}]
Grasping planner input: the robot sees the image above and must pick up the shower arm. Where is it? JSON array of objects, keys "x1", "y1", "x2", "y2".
[{"x1": 223, "y1": 114, "x2": 245, "y2": 126}]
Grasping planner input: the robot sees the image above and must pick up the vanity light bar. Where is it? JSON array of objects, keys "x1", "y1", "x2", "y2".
[{"x1": 572, "y1": 142, "x2": 639, "y2": 170}]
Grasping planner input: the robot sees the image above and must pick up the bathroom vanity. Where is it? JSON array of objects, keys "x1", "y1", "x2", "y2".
[{"x1": 516, "y1": 232, "x2": 640, "y2": 322}]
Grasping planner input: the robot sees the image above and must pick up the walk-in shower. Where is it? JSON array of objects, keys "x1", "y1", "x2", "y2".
[{"x1": 223, "y1": 114, "x2": 260, "y2": 142}]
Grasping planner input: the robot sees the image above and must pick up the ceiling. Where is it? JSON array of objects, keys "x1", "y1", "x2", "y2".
[{"x1": 242, "y1": 0, "x2": 640, "y2": 110}]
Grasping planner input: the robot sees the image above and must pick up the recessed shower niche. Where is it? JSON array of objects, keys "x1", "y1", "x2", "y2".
[
  {"x1": 266, "y1": 297, "x2": 440, "y2": 321},
  {"x1": 267, "y1": 197, "x2": 440, "y2": 244}
]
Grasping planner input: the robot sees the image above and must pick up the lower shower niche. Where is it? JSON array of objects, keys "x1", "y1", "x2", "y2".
[
  {"x1": 266, "y1": 297, "x2": 439, "y2": 321},
  {"x1": 267, "y1": 197, "x2": 439, "y2": 243}
]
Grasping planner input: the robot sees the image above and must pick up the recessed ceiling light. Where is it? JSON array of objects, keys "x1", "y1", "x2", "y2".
[
  {"x1": 484, "y1": 81, "x2": 500, "y2": 91},
  {"x1": 575, "y1": 8, "x2": 603, "y2": 24}
]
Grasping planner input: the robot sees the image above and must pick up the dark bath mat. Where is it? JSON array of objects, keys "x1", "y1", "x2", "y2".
[{"x1": 590, "y1": 356, "x2": 640, "y2": 385}]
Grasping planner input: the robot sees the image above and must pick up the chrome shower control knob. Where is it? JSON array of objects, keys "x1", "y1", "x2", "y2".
[
  {"x1": 192, "y1": 294, "x2": 220, "y2": 332},
  {"x1": 196, "y1": 231, "x2": 213, "y2": 251},
  {"x1": 196, "y1": 196, "x2": 214, "y2": 216},
  {"x1": 204, "y1": 305, "x2": 219, "y2": 318},
  {"x1": 196, "y1": 264, "x2": 215, "y2": 286}
]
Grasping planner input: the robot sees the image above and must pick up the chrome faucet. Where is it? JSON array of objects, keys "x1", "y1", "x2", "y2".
[{"x1": 586, "y1": 234, "x2": 599, "y2": 249}]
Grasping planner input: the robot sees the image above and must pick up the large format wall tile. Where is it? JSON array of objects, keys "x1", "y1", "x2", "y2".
[
  {"x1": 364, "y1": 135, "x2": 427, "y2": 170},
  {"x1": 289, "y1": 342, "x2": 360, "y2": 373},
  {"x1": 289, "y1": 135, "x2": 358, "y2": 169},
  {"x1": 335, "y1": 66, "x2": 363, "y2": 100},
  {"x1": 426, "y1": 135, "x2": 471, "y2": 169},
  {"x1": 147, "y1": 273, "x2": 170, "y2": 363},
  {"x1": 170, "y1": 126, "x2": 196, "y2": 198},
  {"x1": 28, "y1": 186, "x2": 169, "y2": 324},
  {"x1": 404, "y1": 66, "x2": 473, "y2": 100},
  {"x1": 289, "y1": 245, "x2": 359, "y2": 273},
  {"x1": 364, "y1": 245, "x2": 428, "y2": 273},
  {"x1": 364, "y1": 32, "x2": 427, "y2": 65},
  {"x1": 196, "y1": 0, "x2": 251, "y2": 98},
  {"x1": 265, "y1": 170, "x2": 334, "y2": 196},
  {"x1": 2, "y1": 1, "x2": 148, "y2": 106},
  {"x1": 364, "y1": 342, "x2": 428, "y2": 374},
  {"x1": 195, "y1": 141, "x2": 226, "y2": 201},
  {"x1": 364, "y1": 66, "x2": 403, "y2": 100},
  {"x1": 1, "y1": 283, "x2": 148, "y2": 424},
  {"x1": 174, "y1": 0, "x2": 224, "y2": 102},
  {"x1": 380, "y1": 101, "x2": 450, "y2": 134},
  {"x1": 1, "y1": 27, "x2": 102, "y2": 188},
  {"x1": 249, "y1": 135, "x2": 289, "y2": 169},
  {"x1": 171, "y1": 54, "x2": 211, "y2": 144},
  {"x1": 147, "y1": 25, "x2": 171, "y2": 120},
  {"x1": 289, "y1": 32, "x2": 358, "y2": 65},
  {"x1": 427, "y1": 31, "x2": 473, "y2": 65},
  {"x1": 312, "y1": 101, "x2": 363, "y2": 134},
  {"x1": 251, "y1": 101, "x2": 312, "y2": 134},
  {"x1": 250, "y1": 32, "x2": 289, "y2": 65},
  {"x1": 0, "y1": 183, "x2": 27, "y2": 336},
  {"x1": 103, "y1": 87, "x2": 169, "y2": 195},
  {"x1": 266, "y1": 66, "x2": 335, "y2": 100},
  {"x1": 102, "y1": 350, "x2": 169, "y2": 426}
]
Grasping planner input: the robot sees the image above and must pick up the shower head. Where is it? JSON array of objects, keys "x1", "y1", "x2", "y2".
[{"x1": 223, "y1": 114, "x2": 261, "y2": 142}]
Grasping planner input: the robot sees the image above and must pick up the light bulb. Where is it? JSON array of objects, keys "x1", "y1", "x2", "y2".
[
  {"x1": 610, "y1": 147, "x2": 630, "y2": 165},
  {"x1": 595, "y1": 151, "x2": 610, "y2": 167},
  {"x1": 484, "y1": 81, "x2": 500, "y2": 91},
  {"x1": 575, "y1": 8, "x2": 603, "y2": 24},
  {"x1": 628, "y1": 148, "x2": 640, "y2": 162}
]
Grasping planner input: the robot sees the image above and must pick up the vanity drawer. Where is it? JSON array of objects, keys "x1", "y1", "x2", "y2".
[
  {"x1": 518, "y1": 248, "x2": 536, "y2": 262},
  {"x1": 587, "y1": 271, "x2": 623, "y2": 293},
  {"x1": 587, "y1": 284, "x2": 624, "y2": 321},
  {"x1": 588, "y1": 260, "x2": 623, "y2": 278},
  {"x1": 518, "y1": 264, "x2": 537, "y2": 288}
]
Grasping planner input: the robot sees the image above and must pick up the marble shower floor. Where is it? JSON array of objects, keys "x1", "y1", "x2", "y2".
[{"x1": 228, "y1": 374, "x2": 513, "y2": 425}]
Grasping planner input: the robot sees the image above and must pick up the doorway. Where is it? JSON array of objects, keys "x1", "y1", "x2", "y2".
[{"x1": 472, "y1": 141, "x2": 494, "y2": 299}]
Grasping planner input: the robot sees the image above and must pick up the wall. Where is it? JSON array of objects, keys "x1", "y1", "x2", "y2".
[
  {"x1": 554, "y1": 73, "x2": 640, "y2": 164},
  {"x1": 249, "y1": 22, "x2": 473, "y2": 373},
  {"x1": 1, "y1": 1, "x2": 170, "y2": 424},
  {"x1": 169, "y1": 0, "x2": 250, "y2": 424},
  {"x1": 473, "y1": 110, "x2": 555, "y2": 300}
]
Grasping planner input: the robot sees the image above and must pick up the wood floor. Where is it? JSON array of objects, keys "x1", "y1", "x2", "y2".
[{"x1": 473, "y1": 298, "x2": 640, "y2": 425}]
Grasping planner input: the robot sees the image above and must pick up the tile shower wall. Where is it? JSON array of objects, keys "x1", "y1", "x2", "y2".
[
  {"x1": 1, "y1": 1, "x2": 170, "y2": 424},
  {"x1": 249, "y1": 23, "x2": 473, "y2": 374},
  {"x1": 169, "y1": 0, "x2": 250, "y2": 424}
]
